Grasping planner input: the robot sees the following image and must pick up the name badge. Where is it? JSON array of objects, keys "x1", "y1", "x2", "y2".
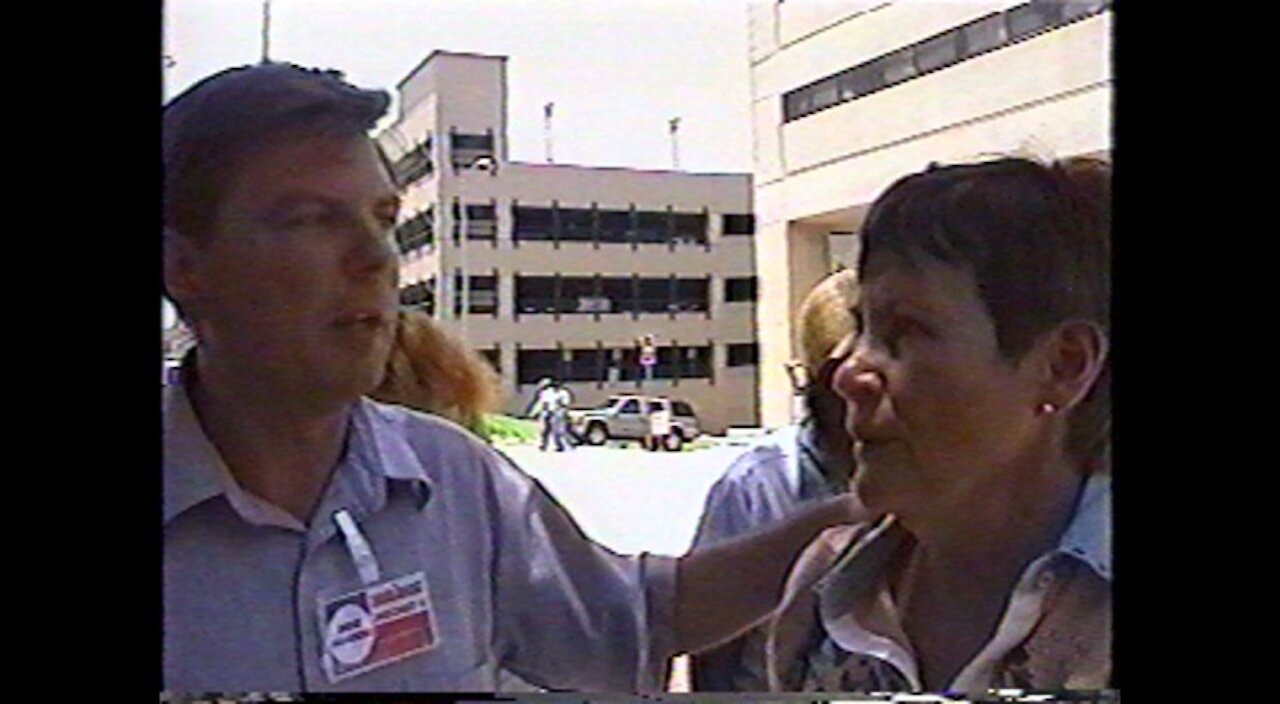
[{"x1": 317, "y1": 571, "x2": 439, "y2": 683}]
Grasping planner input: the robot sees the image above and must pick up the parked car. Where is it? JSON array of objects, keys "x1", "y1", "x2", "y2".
[{"x1": 568, "y1": 395, "x2": 701, "y2": 451}]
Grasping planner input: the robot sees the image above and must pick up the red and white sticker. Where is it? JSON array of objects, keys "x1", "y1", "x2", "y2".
[{"x1": 317, "y1": 571, "x2": 438, "y2": 683}]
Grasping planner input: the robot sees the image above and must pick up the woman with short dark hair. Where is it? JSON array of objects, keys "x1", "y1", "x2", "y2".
[{"x1": 766, "y1": 156, "x2": 1111, "y2": 694}]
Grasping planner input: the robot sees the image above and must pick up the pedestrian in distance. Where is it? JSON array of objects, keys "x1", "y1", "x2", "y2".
[
  {"x1": 688, "y1": 268, "x2": 859, "y2": 691},
  {"x1": 161, "y1": 61, "x2": 876, "y2": 694},
  {"x1": 528, "y1": 377, "x2": 566, "y2": 452},
  {"x1": 550, "y1": 381, "x2": 574, "y2": 451},
  {"x1": 644, "y1": 399, "x2": 672, "y2": 452},
  {"x1": 764, "y1": 156, "x2": 1112, "y2": 694}
]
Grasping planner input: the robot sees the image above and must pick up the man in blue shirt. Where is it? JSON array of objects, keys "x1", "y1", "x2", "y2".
[{"x1": 161, "y1": 62, "x2": 871, "y2": 694}]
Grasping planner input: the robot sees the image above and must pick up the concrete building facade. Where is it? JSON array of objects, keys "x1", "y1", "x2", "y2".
[
  {"x1": 747, "y1": 0, "x2": 1113, "y2": 428},
  {"x1": 377, "y1": 52, "x2": 760, "y2": 433}
]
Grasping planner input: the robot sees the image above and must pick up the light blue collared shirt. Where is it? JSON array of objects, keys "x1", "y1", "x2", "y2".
[
  {"x1": 779, "y1": 473, "x2": 1112, "y2": 693},
  {"x1": 162, "y1": 374, "x2": 676, "y2": 693}
]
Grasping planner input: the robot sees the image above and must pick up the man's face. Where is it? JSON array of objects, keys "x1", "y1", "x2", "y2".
[{"x1": 179, "y1": 130, "x2": 401, "y2": 408}]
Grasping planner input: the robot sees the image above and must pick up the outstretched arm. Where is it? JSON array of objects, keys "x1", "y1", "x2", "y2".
[{"x1": 674, "y1": 492, "x2": 874, "y2": 655}]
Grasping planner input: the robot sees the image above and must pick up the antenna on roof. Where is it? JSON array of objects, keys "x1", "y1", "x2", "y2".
[
  {"x1": 544, "y1": 102, "x2": 555, "y2": 163},
  {"x1": 261, "y1": 0, "x2": 272, "y2": 62},
  {"x1": 669, "y1": 117, "x2": 681, "y2": 170}
]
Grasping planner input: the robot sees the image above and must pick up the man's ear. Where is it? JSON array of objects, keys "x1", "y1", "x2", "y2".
[
  {"x1": 1037, "y1": 320, "x2": 1109, "y2": 412},
  {"x1": 163, "y1": 228, "x2": 204, "y2": 318}
]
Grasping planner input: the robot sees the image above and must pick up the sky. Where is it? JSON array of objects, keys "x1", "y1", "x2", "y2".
[{"x1": 163, "y1": 0, "x2": 756, "y2": 174}]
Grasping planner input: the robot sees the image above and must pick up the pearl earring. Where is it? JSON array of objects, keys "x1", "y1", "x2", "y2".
[{"x1": 1037, "y1": 402, "x2": 1059, "y2": 415}]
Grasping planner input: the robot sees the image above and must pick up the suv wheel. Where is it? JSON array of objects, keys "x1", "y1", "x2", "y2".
[
  {"x1": 662, "y1": 431, "x2": 684, "y2": 452},
  {"x1": 585, "y1": 422, "x2": 609, "y2": 446}
]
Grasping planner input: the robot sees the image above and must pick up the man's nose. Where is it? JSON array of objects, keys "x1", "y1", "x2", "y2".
[{"x1": 346, "y1": 217, "x2": 397, "y2": 277}]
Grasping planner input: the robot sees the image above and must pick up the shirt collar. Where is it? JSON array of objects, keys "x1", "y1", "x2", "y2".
[
  {"x1": 1054, "y1": 472, "x2": 1111, "y2": 581},
  {"x1": 816, "y1": 471, "x2": 1113, "y2": 606},
  {"x1": 162, "y1": 362, "x2": 434, "y2": 525}
]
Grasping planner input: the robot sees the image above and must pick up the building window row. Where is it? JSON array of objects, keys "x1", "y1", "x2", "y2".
[
  {"x1": 391, "y1": 135, "x2": 433, "y2": 187},
  {"x1": 512, "y1": 205, "x2": 753, "y2": 246},
  {"x1": 515, "y1": 343, "x2": 722, "y2": 385},
  {"x1": 450, "y1": 130, "x2": 497, "y2": 171},
  {"x1": 454, "y1": 272, "x2": 500, "y2": 316},
  {"x1": 395, "y1": 207, "x2": 435, "y2": 256},
  {"x1": 782, "y1": 0, "x2": 1110, "y2": 123},
  {"x1": 399, "y1": 279, "x2": 435, "y2": 316},
  {"x1": 515, "y1": 275, "x2": 724, "y2": 316},
  {"x1": 453, "y1": 201, "x2": 499, "y2": 243}
]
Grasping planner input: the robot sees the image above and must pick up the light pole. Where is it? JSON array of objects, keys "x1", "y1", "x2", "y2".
[{"x1": 261, "y1": 0, "x2": 272, "y2": 62}]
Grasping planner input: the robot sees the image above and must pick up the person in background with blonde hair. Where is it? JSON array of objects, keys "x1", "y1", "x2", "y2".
[
  {"x1": 371, "y1": 309, "x2": 502, "y2": 437},
  {"x1": 688, "y1": 268, "x2": 860, "y2": 691}
]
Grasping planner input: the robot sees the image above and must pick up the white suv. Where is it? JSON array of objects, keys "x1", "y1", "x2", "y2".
[{"x1": 569, "y1": 395, "x2": 701, "y2": 451}]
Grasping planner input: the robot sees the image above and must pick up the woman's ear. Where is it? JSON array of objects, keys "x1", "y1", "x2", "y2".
[{"x1": 1039, "y1": 320, "x2": 1109, "y2": 412}]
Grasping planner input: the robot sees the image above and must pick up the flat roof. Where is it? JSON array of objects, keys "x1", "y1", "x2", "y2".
[
  {"x1": 506, "y1": 160, "x2": 749, "y2": 179},
  {"x1": 395, "y1": 50, "x2": 508, "y2": 90}
]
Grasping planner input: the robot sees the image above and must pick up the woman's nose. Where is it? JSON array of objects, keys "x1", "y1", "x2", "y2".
[{"x1": 831, "y1": 353, "x2": 885, "y2": 417}]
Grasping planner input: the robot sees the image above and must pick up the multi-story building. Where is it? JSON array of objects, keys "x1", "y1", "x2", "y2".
[
  {"x1": 747, "y1": 0, "x2": 1112, "y2": 427},
  {"x1": 376, "y1": 51, "x2": 759, "y2": 433}
]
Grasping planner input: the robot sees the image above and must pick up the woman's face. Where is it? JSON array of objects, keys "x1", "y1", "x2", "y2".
[{"x1": 831, "y1": 254, "x2": 1048, "y2": 515}]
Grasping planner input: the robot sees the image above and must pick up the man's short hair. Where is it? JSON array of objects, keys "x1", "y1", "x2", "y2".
[
  {"x1": 162, "y1": 61, "x2": 391, "y2": 242},
  {"x1": 858, "y1": 156, "x2": 1111, "y2": 466}
]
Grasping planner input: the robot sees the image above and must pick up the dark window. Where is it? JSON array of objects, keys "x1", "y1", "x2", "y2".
[
  {"x1": 598, "y1": 209, "x2": 632, "y2": 243},
  {"x1": 781, "y1": 1, "x2": 1111, "y2": 124},
  {"x1": 880, "y1": 48, "x2": 918, "y2": 86},
  {"x1": 678, "y1": 346, "x2": 712, "y2": 379},
  {"x1": 451, "y1": 133, "x2": 494, "y2": 150},
  {"x1": 725, "y1": 276, "x2": 758, "y2": 303},
  {"x1": 837, "y1": 64, "x2": 882, "y2": 101},
  {"x1": 468, "y1": 276, "x2": 498, "y2": 315},
  {"x1": 673, "y1": 212, "x2": 708, "y2": 245},
  {"x1": 559, "y1": 207, "x2": 595, "y2": 242},
  {"x1": 962, "y1": 13, "x2": 1009, "y2": 56},
  {"x1": 618, "y1": 398, "x2": 641, "y2": 414},
  {"x1": 565, "y1": 348, "x2": 603, "y2": 383},
  {"x1": 517, "y1": 349, "x2": 561, "y2": 385},
  {"x1": 457, "y1": 203, "x2": 497, "y2": 241},
  {"x1": 513, "y1": 206, "x2": 554, "y2": 241},
  {"x1": 601, "y1": 277, "x2": 633, "y2": 314},
  {"x1": 560, "y1": 277, "x2": 601, "y2": 314},
  {"x1": 811, "y1": 78, "x2": 840, "y2": 111},
  {"x1": 673, "y1": 278, "x2": 709, "y2": 313},
  {"x1": 634, "y1": 210, "x2": 669, "y2": 244},
  {"x1": 1008, "y1": 3, "x2": 1056, "y2": 40},
  {"x1": 479, "y1": 348, "x2": 500, "y2": 374},
  {"x1": 915, "y1": 31, "x2": 961, "y2": 73},
  {"x1": 652, "y1": 346, "x2": 677, "y2": 380},
  {"x1": 617, "y1": 347, "x2": 643, "y2": 382},
  {"x1": 450, "y1": 132, "x2": 495, "y2": 170},
  {"x1": 784, "y1": 90, "x2": 814, "y2": 122},
  {"x1": 672, "y1": 401, "x2": 695, "y2": 417},
  {"x1": 1060, "y1": 0, "x2": 1107, "y2": 22},
  {"x1": 722, "y1": 213, "x2": 755, "y2": 236},
  {"x1": 399, "y1": 279, "x2": 435, "y2": 316},
  {"x1": 395, "y1": 209, "x2": 434, "y2": 255},
  {"x1": 515, "y1": 276, "x2": 557, "y2": 314},
  {"x1": 727, "y1": 342, "x2": 759, "y2": 367},
  {"x1": 636, "y1": 278, "x2": 670, "y2": 313}
]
